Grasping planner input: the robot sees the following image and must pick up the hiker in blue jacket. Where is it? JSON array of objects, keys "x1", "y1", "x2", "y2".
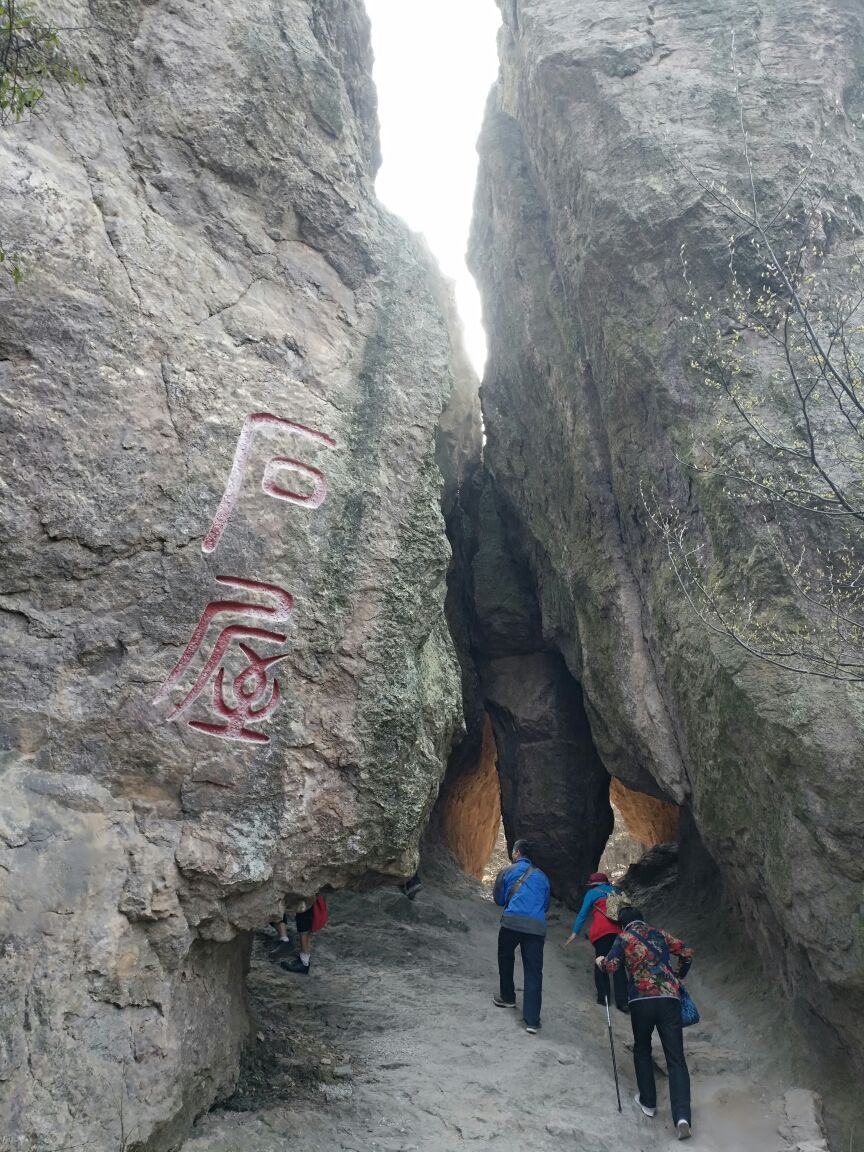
[{"x1": 492, "y1": 838, "x2": 551, "y2": 1034}]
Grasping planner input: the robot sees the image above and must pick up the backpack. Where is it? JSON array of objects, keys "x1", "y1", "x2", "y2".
[
  {"x1": 638, "y1": 929, "x2": 700, "y2": 1027},
  {"x1": 589, "y1": 897, "x2": 621, "y2": 941},
  {"x1": 311, "y1": 893, "x2": 329, "y2": 932},
  {"x1": 603, "y1": 889, "x2": 629, "y2": 924}
]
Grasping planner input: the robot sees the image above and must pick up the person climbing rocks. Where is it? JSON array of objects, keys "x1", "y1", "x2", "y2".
[
  {"x1": 267, "y1": 916, "x2": 294, "y2": 961},
  {"x1": 565, "y1": 870, "x2": 629, "y2": 1013},
  {"x1": 281, "y1": 892, "x2": 329, "y2": 975},
  {"x1": 492, "y1": 838, "x2": 551, "y2": 1034},
  {"x1": 597, "y1": 906, "x2": 695, "y2": 1140}
]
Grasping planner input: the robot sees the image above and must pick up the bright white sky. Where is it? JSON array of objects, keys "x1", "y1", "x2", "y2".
[{"x1": 364, "y1": 0, "x2": 502, "y2": 374}]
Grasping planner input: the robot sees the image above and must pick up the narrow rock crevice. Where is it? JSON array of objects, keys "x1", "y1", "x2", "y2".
[{"x1": 436, "y1": 464, "x2": 613, "y2": 903}]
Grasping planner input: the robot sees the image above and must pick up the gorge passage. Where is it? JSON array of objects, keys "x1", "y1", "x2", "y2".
[{"x1": 0, "y1": 0, "x2": 862, "y2": 1149}]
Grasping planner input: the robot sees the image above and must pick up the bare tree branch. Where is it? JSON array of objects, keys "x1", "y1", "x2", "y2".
[{"x1": 650, "y1": 45, "x2": 864, "y2": 682}]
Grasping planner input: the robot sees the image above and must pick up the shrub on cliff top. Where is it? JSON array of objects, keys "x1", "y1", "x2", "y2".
[{"x1": 1, "y1": 0, "x2": 84, "y2": 283}]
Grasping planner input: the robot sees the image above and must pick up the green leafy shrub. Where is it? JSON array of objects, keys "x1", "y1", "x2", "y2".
[{"x1": 1, "y1": 0, "x2": 84, "y2": 282}]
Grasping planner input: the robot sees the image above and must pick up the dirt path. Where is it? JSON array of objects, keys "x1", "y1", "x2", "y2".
[{"x1": 185, "y1": 867, "x2": 829, "y2": 1151}]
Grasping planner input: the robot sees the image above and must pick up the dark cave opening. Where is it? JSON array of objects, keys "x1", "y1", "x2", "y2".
[
  {"x1": 432, "y1": 642, "x2": 683, "y2": 905},
  {"x1": 436, "y1": 456, "x2": 687, "y2": 908},
  {"x1": 436, "y1": 461, "x2": 617, "y2": 902},
  {"x1": 438, "y1": 463, "x2": 674, "y2": 904}
]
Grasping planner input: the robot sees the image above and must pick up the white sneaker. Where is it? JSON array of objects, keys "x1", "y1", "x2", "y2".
[
  {"x1": 634, "y1": 1094, "x2": 656, "y2": 1118},
  {"x1": 677, "y1": 1119, "x2": 692, "y2": 1140}
]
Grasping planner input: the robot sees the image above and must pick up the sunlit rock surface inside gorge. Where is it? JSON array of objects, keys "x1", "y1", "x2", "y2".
[
  {"x1": 469, "y1": 0, "x2": 864, "y2": 1072},
  {"x1": 0, "y1": 0, "x2": 474, "y2": 1146}
]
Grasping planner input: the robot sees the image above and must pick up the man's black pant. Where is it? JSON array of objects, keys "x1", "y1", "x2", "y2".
[
  {"x1": 593, "y1": 933, "x2": 628, "y2": 1010},
  {"x1": 630, "y1": 997, "x2": 691, "y2": 1124},
  {"x1": 497, "y1": 927, "x2": 544, "y2": 1027}
]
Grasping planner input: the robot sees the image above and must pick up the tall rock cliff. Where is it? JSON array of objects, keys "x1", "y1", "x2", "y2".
[
  {"x1": 0, "y1": 2, "x2": 470, "y2": 1146},
  {"x1": 470, "y1": 0, "x2": 864, "y2": 1068}
]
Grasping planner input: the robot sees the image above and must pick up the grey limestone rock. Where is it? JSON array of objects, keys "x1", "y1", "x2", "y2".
[
  {"x1": 468, "y1": 476, "x2": 613, "y2": 901},
  {"x1": 469, "y1": 0, "x2": 864, "y2": 1072},
  {"x1": 0, "y1": 0, "x2": 471, "y2": 1146}
]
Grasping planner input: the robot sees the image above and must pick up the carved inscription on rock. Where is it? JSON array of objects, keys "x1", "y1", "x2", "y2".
[
  {"x1": 154, "y1": 412, "x2": 336, "y2": 743},
  {"x1": 202, "y1": 413, "x2": 336, "y2": 554}
]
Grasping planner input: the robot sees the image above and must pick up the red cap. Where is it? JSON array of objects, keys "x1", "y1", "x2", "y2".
[{"x1": 588, "y1": 872, "x2": 609, "y2": 885}]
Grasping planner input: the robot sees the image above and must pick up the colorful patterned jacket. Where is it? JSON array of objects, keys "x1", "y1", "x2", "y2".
[{"x1": 601, "y1": 922, "x2": 694, "y2": 1002}]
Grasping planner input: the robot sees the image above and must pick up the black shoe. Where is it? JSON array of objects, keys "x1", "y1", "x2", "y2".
[
  {"x1": 267, "y1": 939, "x2": 293, "y2": 960},
  {"x1": 616, "y1": 1003, "x2": 630, "y2": 1014},
  {"x1": 403, "y1": 879, "x2": 423, "y2": 901},
  {"x1": 492, "y1": 995, "x2": 517, "y2": 1008},
  {"x1": 281, "y1": 957, "x2": 310, "y2": 975}
]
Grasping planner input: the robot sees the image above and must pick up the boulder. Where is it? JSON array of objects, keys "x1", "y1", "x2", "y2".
[
  {"x1": 0, "y1": 1, "x2": 470, "y2": 1146},
  {"x1": 469, "y1": 0, "x2": 864, "y2": 1071}
]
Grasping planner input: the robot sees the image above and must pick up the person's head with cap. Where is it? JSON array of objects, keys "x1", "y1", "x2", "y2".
[
  {"x1": 618, "y1": 906, "x2": 645, "y2": 929},
  {"x1": 511, "y1": 838, "x2": 532, "y2": 862},
  {"x1": 587, "y1": 871, "x2": 609, "y2": 887}
]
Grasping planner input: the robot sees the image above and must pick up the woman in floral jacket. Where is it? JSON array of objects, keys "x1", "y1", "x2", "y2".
[{"x1": 599, "y1": 906, "x2": 695, "y2": 1141}]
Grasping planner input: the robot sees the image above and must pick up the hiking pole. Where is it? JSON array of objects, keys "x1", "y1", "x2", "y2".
[{"x1": 604, "y1": 995, "x2": 623, "y2": 1113}]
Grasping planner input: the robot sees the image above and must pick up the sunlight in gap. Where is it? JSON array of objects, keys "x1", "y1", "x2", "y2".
[{"x1": 365, "y1": 0, "x2": 501, "y2": 375}]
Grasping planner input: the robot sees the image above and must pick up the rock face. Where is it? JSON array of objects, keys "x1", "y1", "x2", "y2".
[
  {"x1": 0, "y1": 2, "x2": 469, "y2": 1146},
  {"x1": 610, "y1": 778, "x2": 679, "y2": 849},
  {"x1": 446, "y1": 473, "x2": 613, "y2": 904},
  {"x1": 435, "y1": 713, "x2": 502, "y2": 879},
  {"x1": 469, "y1": 0, "x2": 864, "y2": 1070}
]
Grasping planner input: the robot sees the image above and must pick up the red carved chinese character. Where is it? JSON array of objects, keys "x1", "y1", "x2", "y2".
[
  {"x1": 153, "y1": 576, "x2": 294, "y2": 743},
  {"x1": 187, "y1": 643, "x2": 289, "y2": 744},
  {"x1": 202, "y1": 413, "x2": 336, "y2": 554}
]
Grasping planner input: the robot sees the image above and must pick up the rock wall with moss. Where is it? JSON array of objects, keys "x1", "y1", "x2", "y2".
[{"x1": 0, "y1": 1, "x2": 471, "y2": 1146}]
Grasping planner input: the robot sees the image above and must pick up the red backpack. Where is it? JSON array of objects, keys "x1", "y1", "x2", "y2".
[
  {"x1": 311, "y1": 893, "x2": 329, "y2": 932},
  {"x1": 589, "y1": 896, "x2": 621, "y2": 943}
]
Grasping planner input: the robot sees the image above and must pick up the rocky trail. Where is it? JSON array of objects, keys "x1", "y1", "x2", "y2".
[{"x1": 186, "y1": 863, "x2": 830, "y2": 1152}]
